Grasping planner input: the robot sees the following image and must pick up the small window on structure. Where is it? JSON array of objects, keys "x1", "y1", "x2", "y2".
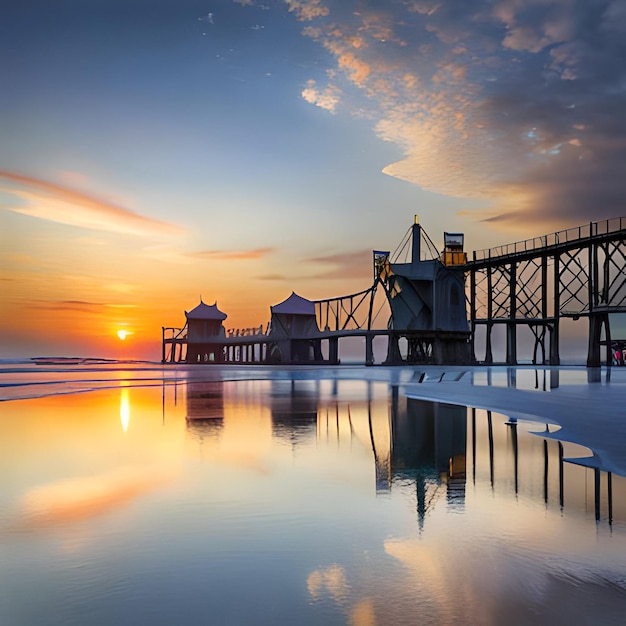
[
  {"x1": 451, "y1": 285, "x2": 460, "y2": 306},
  {"x1": 209, "y1": 352, "x2": 215, "y2": 362}
]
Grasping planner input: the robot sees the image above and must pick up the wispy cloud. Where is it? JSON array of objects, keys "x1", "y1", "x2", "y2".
[
  {"x1": 256, "y1": 273, "x2": 288, "y2": 281},
  {"x1": 188, "y1": 247, "x2": 276, "y2": 260},
  {"x1": 30, "y1": 300, "x2": 139, "y2": 313},
  {"x1": 32, "y1": 300, "x2": 101, "y2": 313},
  {"x1": 305, "y1": 248, "x2": 372, "y2": 279},
  {"x1": 0, "y1": 172, "x2": 185, "y2": 237},
  {"x1": 242, "y1": 0, "x2": 626, "y2": 232}
]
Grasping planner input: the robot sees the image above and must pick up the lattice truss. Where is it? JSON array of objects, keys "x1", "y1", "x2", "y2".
[
  {"x1": 315, "y1": 286, "x2": 383, "y2": 331},
  {"x1": 470, "y1": 268, "x2": 489, "y2": 319},
  {"x1": 472, "y1": 260, "x2": 544, "y2": 320},
  {"x1": 515, "y1": 258, "x2": 544, "y2": 318},
  {"x1": 596, "y1": 240, "x2": 626, "y2": 308},
  {"x1": 559, "y1": 247, "x2": 589, "y2": 315},
  {"x1": 407, "y1": 338, "x2": 434, "y2": 363},
  {"x1": 490, "y1": 264, "x2": 513, "y2": 318}
]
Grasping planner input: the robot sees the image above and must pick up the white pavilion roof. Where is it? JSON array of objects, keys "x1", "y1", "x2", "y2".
[{"x1": 271, "y1": 292, "x2": 315, "y2": 316}]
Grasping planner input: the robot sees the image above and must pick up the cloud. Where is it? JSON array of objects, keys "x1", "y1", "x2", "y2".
[
  {"x1": 256, "y1": 273, "x2": 288, "y2": 280},
  {"x1": 285, "y1": 0, "x2": 330, "y2": 21},
  {"x1": 32, "y1": 300, "x2": 102, "y2": 313},
  {"x1": 240, "y1": 0, "x2": 626, "y2": 233},
  {"x1": 0, "y1": 171, "x2": 185, "y2": 237},
  {"x1": 302, "y1": 79, "x2": 342, "y2": 112},
  {"x1": 29, "y1": 300, "x2": 139, "y2": 313},
  {"x1": 188, "y1": 247, "x2": 276, "y2": 260},
  {"x1": 305, "y1": 248, "x2": 372, "y2": 280}
]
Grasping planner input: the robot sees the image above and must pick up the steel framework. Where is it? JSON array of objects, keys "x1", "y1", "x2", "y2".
[{"x1": 467, "y1": 218, "x2": 626, "y2": 366}]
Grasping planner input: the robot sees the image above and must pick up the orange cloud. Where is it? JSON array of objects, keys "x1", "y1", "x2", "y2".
[
  {"x1": 305, "y1": 249, "x2": 372, "y2": 280},
  {"x1": 285, "y1": 0, "x2": 329, "y2": 21},
  {"x1": 0, "y1": 171, "x2": 184, "y2": 237},
  {"x1": 256, "y1": 273, "x2": 288, "y2": 281},
  {"x1": 301, "y1": 79, "x2": 342, "y2": 112},
  {"x1": 29, "y1": 300, "x2": 139, "y2": 313}
]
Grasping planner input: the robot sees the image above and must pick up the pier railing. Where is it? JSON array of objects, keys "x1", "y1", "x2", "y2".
[{"x1": 472, "y1": 217, "x2": 625, "y2": 262}]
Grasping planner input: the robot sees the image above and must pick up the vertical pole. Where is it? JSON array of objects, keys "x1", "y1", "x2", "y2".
[
  {"x1": 591, "y1": 235, "x2": 599, "y2": 309},
  {"x1": 487, "y1": 411, "x2": 494, "y2": 488},
  {"x1": 162, "y1": 328, "x2": 166, "y2": 363},
  {"x1": 365, "y1": 334, "x2": 374, "y2": 366},
  {"x1": 587, "y1": 315, "x2": 601, "y2": 367},
  {"x1": 558, "y1": 441, "x2": 564, "y2": 509},
  {"x1": 329, "y1": 337, "x2": 339, "y2": 364},
  {"x1": 608, "y1": 472, "x2": 613, "y2": 525},
  {"x1": 541, "y1": 253, "x2": 548, "y2": 365},
  {"x1": 551, "y1": 253, "x2": 561, "y2": 365},
  {"x1": 541, "y1": 253, "x2": 548, "y2": 319},
  {"x1": 471, "y1": 407, "x2": 476, "y2": 484},
  {"x1": 411, "y1": 221, "x2": 421, "y2": 266},
  {"x1": 506, "y1": 261, "x2": 517, "y2": 364},
  {"x1": 485, "y1": 265, "x2": 493, "y2": 364},
  {"x1": 543, "y1": 439, "x2": 548, "y2": 504},
  {"x1": 470, "y1": 267, "x2": 476, "y2": 363},
  {"x1": 594, "y1": 467, "x2": 601, "y2": 521}
]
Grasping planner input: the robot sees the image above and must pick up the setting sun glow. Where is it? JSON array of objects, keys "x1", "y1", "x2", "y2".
[{"x1": 117, "y1": 330, "x2": 131, "y2": 341}]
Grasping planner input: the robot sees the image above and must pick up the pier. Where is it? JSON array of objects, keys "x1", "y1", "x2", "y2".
[{"x1": 162, "y1": 217, "x2": 626, "y2": 367}]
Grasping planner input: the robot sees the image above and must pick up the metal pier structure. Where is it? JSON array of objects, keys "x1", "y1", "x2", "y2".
[
  {"x1": 467, "y1": 217, "x2": 626, "y2": 367},
  {"x1": 162, "y1": 216, "x2": 626, "y2": 367}
]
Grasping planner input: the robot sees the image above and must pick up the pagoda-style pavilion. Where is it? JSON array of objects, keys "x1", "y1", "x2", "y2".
[
  {"x1": 185, "y1": 300, "x2": 227, "y2": 363},
  {"x1": 267, "y1": 292, "x2": 324, "y2": 363}
]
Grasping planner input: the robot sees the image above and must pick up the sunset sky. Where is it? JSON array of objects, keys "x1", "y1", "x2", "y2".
[{"x1": 2, "y1": 0, "x2": 625, "y2": 358}]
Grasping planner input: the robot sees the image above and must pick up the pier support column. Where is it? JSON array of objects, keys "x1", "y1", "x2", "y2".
[
  {"x1": 587, "y1": 314, "x2": 602, "y2": 367},
  {"x1": 587, "y1": 313, "x2": 610, "y2": 367},
  {"x1": 385, "y1": 333, "x2": 402, "y2": 364},
  {"x1": 484, "y1": 323, "x2": 493, "y2": 364},
  {"x1": 506, "y1": 322, "x2": 517, "y2": 365},
  {"x1": 549, "y1": 322, "x2": 560, "y2": 365},
  {"x1": 329, "y1": 337, "x2": 339, "y2": 364},
  {"x1": 365, "y1": 334, "x2": 374, "y2": 366}
]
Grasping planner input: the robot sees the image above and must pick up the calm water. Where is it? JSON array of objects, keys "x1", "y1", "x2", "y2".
[{"x1": 1, "y1": 363, "x2": 626, "y2": 625}]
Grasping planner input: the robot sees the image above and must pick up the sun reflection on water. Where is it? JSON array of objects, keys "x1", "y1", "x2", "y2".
[{"x1": 119, "y1": 387, "x2": 130, "y2": 432}]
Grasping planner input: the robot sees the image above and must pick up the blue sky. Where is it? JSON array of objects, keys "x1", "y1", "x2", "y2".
[{"x1": 1, "y1": 0, "x2": 625, "y2": 356}]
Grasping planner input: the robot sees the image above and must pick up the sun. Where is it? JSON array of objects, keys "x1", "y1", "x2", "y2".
[{"x1": 117, "y1": 329, "x2": 131, "y2": 340}]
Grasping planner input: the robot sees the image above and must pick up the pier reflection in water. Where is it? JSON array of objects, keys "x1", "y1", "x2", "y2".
[
  {"x1": 183, "y1": 378, "x2": 624, "y2": 527},
  {"x1": 185, "y1": 381, "x2": 225, "y2": 442},
  {"x1": 4, "y1": 372, "x2": 626, "y2": 626}
]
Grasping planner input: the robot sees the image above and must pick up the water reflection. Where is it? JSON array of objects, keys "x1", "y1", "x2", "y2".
[
  {"x1": 2, "y1": 373, "x2": 626, "y2": 626},
  {"x1": 270, "y1": 380, "x2": 319, "y2": 447},
  {"x1": 390, "y1": 391, "x2": 467, "y2": 526},
  {"x1": 185, "y1": 381, "x2": 224, "y2": 443},
  {"x1": 243, "y1": 378, "x2": 624, "y2": 527},
  {"x1": 472, "y1": 366, "x2": 561, "y2": 390},
  {"x1": 119, "y1": 387, "x2": 130, "y2": 432}
]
